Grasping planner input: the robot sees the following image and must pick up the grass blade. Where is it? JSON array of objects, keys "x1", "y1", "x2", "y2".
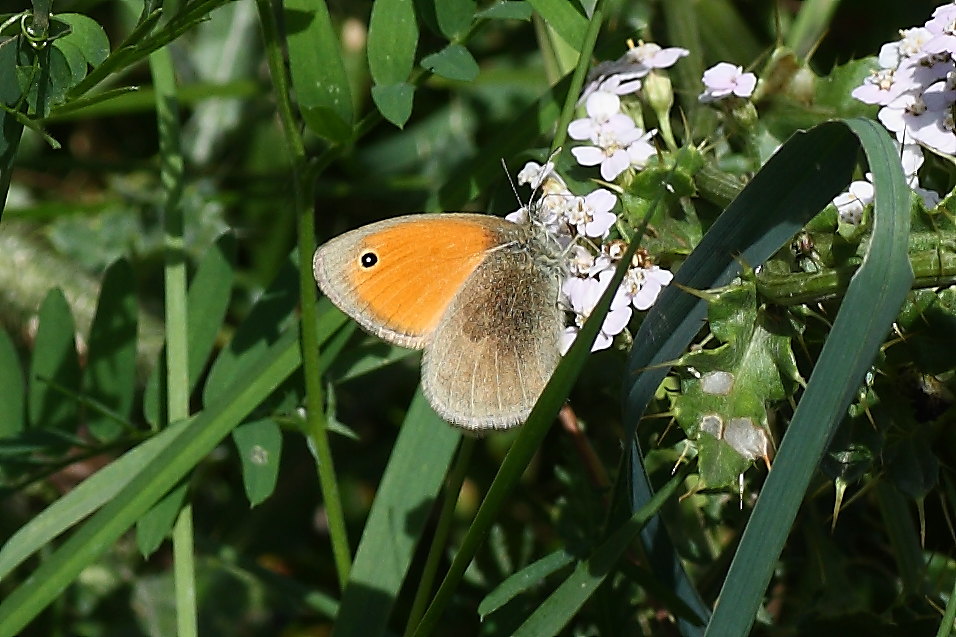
[{"x1": 704, "y1": 117, "x2": 913, "y2": 636}]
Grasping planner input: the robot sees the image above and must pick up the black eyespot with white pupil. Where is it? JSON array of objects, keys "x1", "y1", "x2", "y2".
[{"x1": 360, "y1": 251, "x2": 378, "y2": 268}]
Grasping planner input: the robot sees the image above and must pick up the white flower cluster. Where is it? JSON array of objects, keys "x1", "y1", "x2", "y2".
[
  {"x1": 840, "y1": 2, "x2": 953, "y2": 220},
  {"x1": 507, "y1": 42, "x2": 685, "y2": 353}
]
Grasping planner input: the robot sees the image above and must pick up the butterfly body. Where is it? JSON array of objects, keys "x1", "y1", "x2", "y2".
[{"x1": 313, "y1": 213, "x2": 563, "y2": 430}]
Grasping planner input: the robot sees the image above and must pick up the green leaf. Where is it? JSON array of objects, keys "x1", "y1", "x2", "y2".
[
  {"x1": 371, "y1": 82, "x2": 414, "y2": 128},
  {"x1": 285, "y1": 0, "x2": 354, "y2": 142},
  {"x1": 477, "y1": 1, "x2": 533, "y2": 21},
  {"x1": 85, "y1": 258, "x2": 138, "y2": 441},
  {"x1": 145, "y1": 233, "x2": 236, "y2": 426},
  {"x1": 0, "y1": 36, "x2": 23, "y2": 105},
  {"x1": 367, "y1": 0, "x2": 418, "y2": 86},
  {"x1": 434, "y1": 0, "x2": 475, "y2": 39},
  {"x1": 334, "y1": 390, "x2": 461, "y2": 637},
  {"x1": 53, "y1": 14, "x2": 110, "y2": 66},
  {"x1": 420, "y1": 43, "x2": 479, "y2": 82},
  {"x1": 0, "y1": 328, "x2": 25, "y2": 437},
  {"x1": 231, "y1": 418, "x2": 283, "y2": 507},
  {"x1": 672, "y1": 281, "x2": 794, "y2": 488},
  {"x1": 478, "y1": 549, "x2": 573, "y2": 619},
  {"x1": 526, "y1": 0, "x2": 587, "y2": 49},
  {"x1": 51, "y1": 39, "x2": 86, "y2": 86},
  {"x1": 135, "y1": 481, "x2": 189, "y2": 557},
  {"x1": 28, "y1": 288, "x2": 80, "y2": 431}
]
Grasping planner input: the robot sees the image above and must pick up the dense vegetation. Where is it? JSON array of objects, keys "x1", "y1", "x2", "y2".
[{"x1": 0, "y1": 0, "x2": 953, "y2": 635}]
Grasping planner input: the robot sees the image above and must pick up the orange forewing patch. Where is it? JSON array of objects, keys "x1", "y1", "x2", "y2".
[{"x1": 345, "y1": 218, "x2": 496, "y2": 337}]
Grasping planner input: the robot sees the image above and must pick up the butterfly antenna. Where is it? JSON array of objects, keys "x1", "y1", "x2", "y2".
[{"x1": 501, "y1": 158, "x2": 525, "y2": 210}]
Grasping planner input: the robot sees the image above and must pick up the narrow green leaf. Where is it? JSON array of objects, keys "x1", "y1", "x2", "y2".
[
  {"x1": 704, "y1": 118, "x2": 913, "y2": 637},
  {"x1": 370, "y1": 81, "x2": 414, "y2": 129},
  {"x1": 526, "y1": 0, "x2": 587, "y2": 50},
  {"x1": 53, "y1": 14, "x2": 110, "y2": 66},
  {"x1": 477, "y1": 1, "x2": 533, "y2": 21},
  {"x1": 335, "y1": 390, "x2": 460, "y2": 637},
  {"x1": 135, "y1": 481, "x2": 189, "y2": 557},
  {"x1": 478, "y1": 549, "x2": 574, "y2": 618},
  {"x1": 231, "y1": 418, "x2": 283, "y2": 507},
  {"x1": 420, "y1": 43, "x2": 479, "y2": 82},
  {"x1": 434, "y1": 0, "x2": 475, "y2": 39},
  {"x1": 0, "y1": 419, "x2": 190, "y2": 580},
  {"x1": 145, "y1": 233, "x2": 236, "y2": 426},
  {"x1": 28, "y1": 288, "x2": 80, "y2": 431},
  {"x1": 367, "y1": 0, "x2": 418, "y2": 86},
  {"x1": 285, "y1": 0, "x2": 354, "y2": 142},
  {"x1": 85, "y1": 258, "x2": 138, "y2": 441},
  {"x1": 0, "y1": 328, "x2": 24, "y2": 437}
]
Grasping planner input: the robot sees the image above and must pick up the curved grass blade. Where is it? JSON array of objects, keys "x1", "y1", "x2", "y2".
[
  {"x1": 478, "y1": 549, "x2": 574, "y2": 619},
  {"x1": 704, "y1": 118, "x2": 913, "y2": 636},
  {"x1": 621, "y1": 121, "x2": 861, "y2": 635}
]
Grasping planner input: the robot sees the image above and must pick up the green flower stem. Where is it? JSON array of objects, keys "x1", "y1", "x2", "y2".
[
  {"x1": 756, "y1": 248, "x2": 956, "y2": 306},
  {"x1": 551, "y1": 0, "x2": 607, "y2": 153},
  {"x1": 404, "y1": 437, "x2": 474, "y2": 637},
  {"x1": 254, "y1": 0, "x2": 352, "y2": 589},
  {"x1": 148, "y1": 20, "x2": 197, "y2": 637}
]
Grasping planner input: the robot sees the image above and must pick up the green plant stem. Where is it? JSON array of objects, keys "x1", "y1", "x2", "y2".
[
  {"x1": 404, "y1": 437, "x2": 475, "y2": 636},
  {"x1": 254, "y1": 0, "x2": 351, "y2": 589},
  {"x1": 550, "y1": 0, "x2": 606, "y2": 153},
  {"x1": 148, "y1": 20, "x2": 197, "y2": 637},
  {"x1": 756, "y1": 247, "x2": 956, "y2": 306},
  {"x1": 937, "y1": 570, "x2": 956, "y2": 637}
]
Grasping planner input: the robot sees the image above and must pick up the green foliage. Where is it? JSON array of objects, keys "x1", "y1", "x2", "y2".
[{"x1": 0, "y1": 0, "x2": 955, "y2": 636}]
